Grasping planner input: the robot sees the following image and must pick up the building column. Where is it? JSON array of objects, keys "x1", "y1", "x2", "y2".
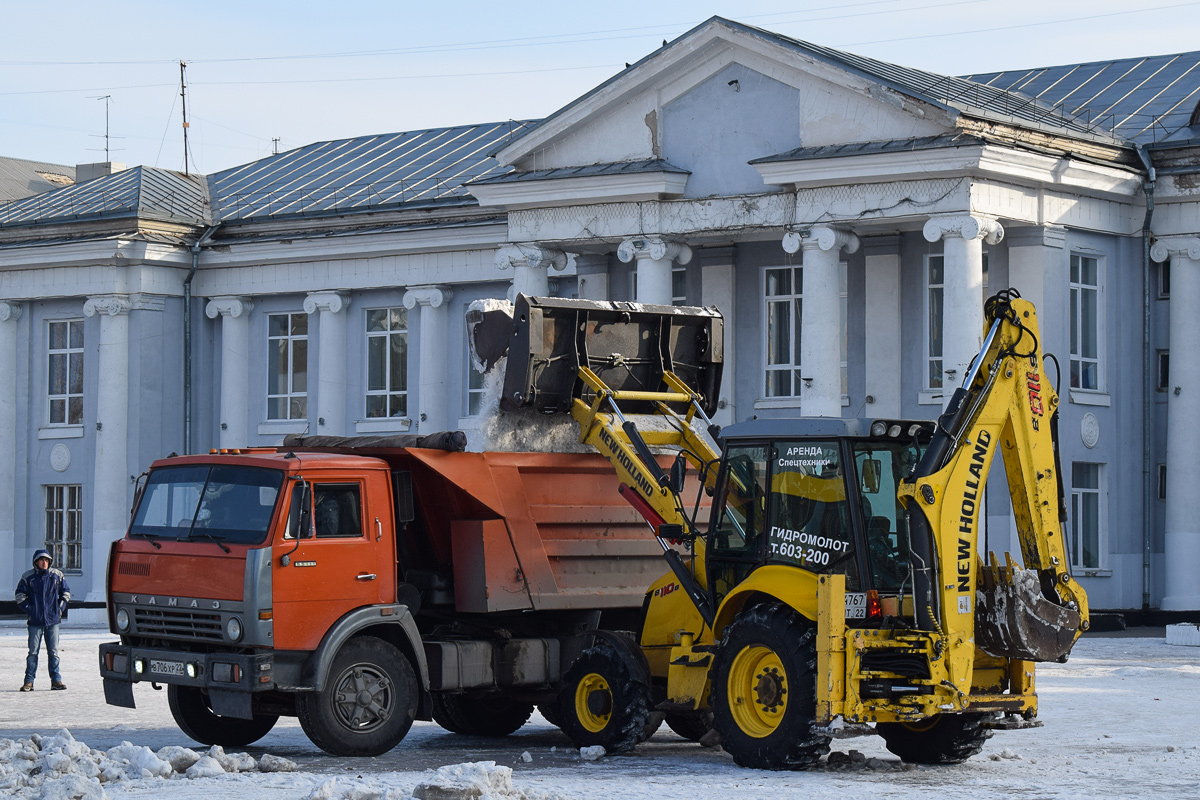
[
  {"x1": 784, "y1": 225, "x2": 859, "y2": 417},
  {"x1": 700, "y1": 247, "x2": 736, "y2": 426},
  {"x1": 1152, "y1": 236, "x2": 1200, "y2": 610},
  {"x1": 0, "y1": 301, "x2": 21, "y2": 590},
  {"x1": 304, "y1": 292, "x2": 351, "y2": 435},
  {"x1": 403, "y1": 285, "x2": 453, "y2": 433},
  {"x1": 617, "y1": 236, "x2": 692, "y2": 305},
  {"x1": 575, "y1": 254, "x2": 611, "y2": 301},
  {"x1": 862, "y1": 236, "x2": 902, "y2": 418},
  {"x1": 205, "y1": 297, "x2": 255, "y2": 448},
  {"x1": 496, "y1": 244, "x2": 573, "y2": 301},
  {"x1": 924, "y1": 214, "x2": 1004, "y2": 402},
  {"x1": 83, "y1": 294, "x2": 132, "y2": 602}
]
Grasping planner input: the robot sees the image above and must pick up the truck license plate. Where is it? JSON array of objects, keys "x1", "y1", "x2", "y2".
[
  {"x1": 150, "y1": 660, "x2": 185, "y2": 676},
  {"x1": 845, "y1": 593, "x2": 867, "y2": 619}
]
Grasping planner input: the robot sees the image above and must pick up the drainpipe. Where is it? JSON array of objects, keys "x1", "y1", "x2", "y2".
[
  {"x1": 184, "y1": 225, "x2": 221, "y2": 455},
  {"x1": 1135, "y1": 144, "x2": 1156, "y2": 612}
]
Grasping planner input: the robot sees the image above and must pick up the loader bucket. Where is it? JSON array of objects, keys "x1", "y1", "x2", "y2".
[
  {"x1": 471, "y1": 294, "x2": 724, "y2": 416},
  {"x1": 975, "y1": 562, "x2": 1082, "y2": 662}
]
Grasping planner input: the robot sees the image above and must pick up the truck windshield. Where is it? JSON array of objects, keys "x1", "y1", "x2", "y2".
[
  {"x1": 851, "y1": 439, "x2": 925, "y2": 591},
  {"x1": 130, "y1": 465, "x2": 284, "y2": 545}
]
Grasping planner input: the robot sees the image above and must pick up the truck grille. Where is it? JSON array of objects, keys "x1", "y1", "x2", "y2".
[{"x1": 134, "y1": 608, "x2": 223, "y2": 642}]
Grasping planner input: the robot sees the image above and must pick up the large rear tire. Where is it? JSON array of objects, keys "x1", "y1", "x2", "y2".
[
  {"x1": 711, "y1": 603, "x2": 830, "y2": 770},
  {"x1": 877, "y1": 713, "x2": 993, "y2": 764},
  {"x1": 167, "y1": 685, "x2": 278, "y2": 748},
  {"x1": 432, "y1": 693, "x2": 534, "y2": 737},
  {"x1": 297, "y1": 636, "x2": 418, "y2": 757},
  {"x1": 558, "y1": 643, "x2": 651, "y2": 754}
]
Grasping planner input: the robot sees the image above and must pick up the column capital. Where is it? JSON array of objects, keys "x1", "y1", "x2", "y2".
[
  {"x1": 83, "y1": 294, "x2": 132, "y2": 318},
  {"x1": 0, "y1": 300, "x2": 22, "y2": 323},
  {"x1": 205, "y1": 296, "x2": 255, "y2": 320},
  {"x1": 303, "y1": 291, "x2": 350, "y2": 315},
  {"x1": 495, "y1": 243, "x2": 575, "y2": 272},
  {"x1": 782, "y1": 225, "x2": 860, "y2": 255},
  {"x1": 617, "y1": 236, "x2": 693, "y2": 265},
  {"x1": 403, "y1": 285, "x2": 453, "y2": 310},
  {"x1": 923, "y1": 213, "x2": 1004, "y2": 245},
  {"x1": 1151, "y1": 235, "x2": 1200, "y2": 263}
]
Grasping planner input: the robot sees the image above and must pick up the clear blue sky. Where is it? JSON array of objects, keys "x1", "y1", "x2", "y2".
[{"x1": 3, "y1": 1, "x2": 1199, "y2": 174}]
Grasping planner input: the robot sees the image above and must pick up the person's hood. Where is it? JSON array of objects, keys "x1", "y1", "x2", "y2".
[{"x1": 32, "y1": 548, "x2": 52, "y2": 568}]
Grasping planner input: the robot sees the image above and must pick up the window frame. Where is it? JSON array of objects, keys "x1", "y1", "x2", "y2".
[
  {"x1": 759, "y1": 262, "x2": 848, "y2": 403},
  {"x1": 45, "y1": 484, "x2": 83, "y2": 574},
  {"x1": 46, "y1": 318, "x2": 85, "y2": 427},
  {"x1": 924, "y1": 253, "x2": 989, "y2": 392},
  {"x1": 364, "y1": 306, "x2": 409, "y2": 420},
  {"x1": 266, "y1": 312, "x2": 309, "y2": 421},
  {"x1": 1069, "y1": 461, "x2": 1106, "y2": 571},
  {"x1": 465, "y1": 340, "x2": 486, "y2": 417},
  {"x1": 1069, "y1": 253, "x2": 1104, "y2": 392},
  {"x1": 1157, "y1": 349, "x2": 1170, "y2": 393}
]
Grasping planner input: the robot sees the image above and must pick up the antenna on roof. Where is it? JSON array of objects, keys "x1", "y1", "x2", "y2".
[
  {"x1": 85, "y1": 95, "x2": 123, "y2": 162},
  {"x1": 180, "y1": 60, "x2": 191, "y2": 177},
  {"x1": 273, "y1": 137, "x2": 281, "y2": 155}
]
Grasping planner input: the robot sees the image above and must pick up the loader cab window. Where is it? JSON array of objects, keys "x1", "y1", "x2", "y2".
[
  {"x1": 708, "y1": 444, "x2": 769, "y2": 605},
  {"x1": 852, "y1": 439, "x2": 923, "y2": 591},
  {"x1": 767, "y1": 441, "x2": 859, "y2": 589}
]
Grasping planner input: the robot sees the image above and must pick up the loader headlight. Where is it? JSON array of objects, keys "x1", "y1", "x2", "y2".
[
  {"x1": 871, "y1": 421, "x2": 888, "y2": 437},
  {"x1": 115, "y1": 608, "x2": 130, "y2": 631},
  {"x1": 226, "y1": 616, "x2": 243, "y2": 642}
]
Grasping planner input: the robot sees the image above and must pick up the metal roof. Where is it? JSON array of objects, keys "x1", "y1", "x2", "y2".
[
  {"x1": 0, "y1": 157, "x2": 75, "y2": 203},
  {"x1": 470, "y1": 158, "x2": 688, "y2": 186},
  {"x1": 0, "y1": 166, "x2": 208, "y2": 228},
  {"x1": 962, "y1": 51, "x2": 1200, "y2": 145},
  {"x1": 754, "y1": 133, "x2": 984, "y2": 164},
  {"x1": 209, "y1": 122, "x2": 532, "y2": 221}
]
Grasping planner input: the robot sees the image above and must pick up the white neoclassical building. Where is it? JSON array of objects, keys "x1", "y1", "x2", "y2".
[{"x1": 2, "y1": 17, "x2": 1199, "y2": 618}]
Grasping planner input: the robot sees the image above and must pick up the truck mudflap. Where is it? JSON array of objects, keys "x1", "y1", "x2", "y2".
[
  {"x1": 98, "y1": 641, "x2": 274, "y2": 719},
  {"x1": 467, "y1": 294, "x2": 724, "y2": 416},
  {"x1": 975, "y1": 563, "x2": 1082, "y2": 663}
]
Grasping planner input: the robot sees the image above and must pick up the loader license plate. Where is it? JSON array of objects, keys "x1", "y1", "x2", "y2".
[
  {"x1": 150, "y1": 660, "x2": 185, "y2": 676},
  {"x1": 845, "y1": 593, "x2": 867, "y2": 619}
]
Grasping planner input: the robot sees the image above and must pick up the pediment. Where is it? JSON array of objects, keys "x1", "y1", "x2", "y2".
[{"x1": 490, "y1": 17, "x2": 956, "y2": 202}]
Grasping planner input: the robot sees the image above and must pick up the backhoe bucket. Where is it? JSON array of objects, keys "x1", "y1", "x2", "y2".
[
  {"x1": 469, "y1": 294, "x2": 724, "y2": 416},
  {"x1": 975, "y1": 562, "x2": 1082, "y2": 662}
]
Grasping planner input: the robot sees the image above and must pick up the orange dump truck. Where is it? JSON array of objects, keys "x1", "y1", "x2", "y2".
[{"x1": 99, "y1": 432, "x2": 674, "y2": 756}]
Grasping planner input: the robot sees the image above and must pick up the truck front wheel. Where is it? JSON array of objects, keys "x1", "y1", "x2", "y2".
[
  {"x1": 711, "y1": 603, "x2": 830, "y2": 770},
  {"x1": 167, "y1": 685, "x2": 278, "y2": 747},
  {"x1": 297, "y1": 636, "x2": 418, "y2": 757},
  {"x1": 876, "y1": 713, "x2": 993, "y2": 764}
]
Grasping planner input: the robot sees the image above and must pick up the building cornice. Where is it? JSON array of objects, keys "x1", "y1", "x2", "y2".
[{"x1": 470, "y1": 171, "x2": 690, "y2": 210}]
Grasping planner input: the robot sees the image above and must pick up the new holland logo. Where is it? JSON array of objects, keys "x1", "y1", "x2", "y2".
[{"x1": 956, "y1": 430, "x2": 991, "y2": 597}]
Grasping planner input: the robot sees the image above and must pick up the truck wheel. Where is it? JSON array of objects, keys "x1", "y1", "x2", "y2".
[
  {"x1": 432, "y1": 693, "x2": 534, "y2": 737},
  {"x1": 167, "y1": 685, "x2": 278, "y2": 747},
  {"x1": 297, "y1": 636, "x2": 418, "y2": 757},
  {"x1": 558, "y1": 643, "x2": 651, "y2": 754},
  {"x1": 711, "y1": 603, "x2": 830, "y2": 770},
  {"x1": 664, "y1": 709, "x2": 713, "y2": 742},
  {"x1": 877, "y1": 713, "x2": 993, "y2": 764},
  {"x1": 537, "y1": 701, "x2": 565, "y2": 729}
]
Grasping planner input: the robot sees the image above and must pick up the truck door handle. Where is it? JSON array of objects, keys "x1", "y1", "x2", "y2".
[{"x1": 356, "y1": 573, "x2": 377, "y2": 581}]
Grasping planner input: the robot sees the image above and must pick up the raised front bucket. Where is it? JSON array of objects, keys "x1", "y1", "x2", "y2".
[{"x1": 469, "y1": 294, "x2": 724, "y2": 416}]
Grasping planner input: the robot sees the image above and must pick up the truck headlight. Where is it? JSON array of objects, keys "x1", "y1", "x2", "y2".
[
  {"x1": 115, "y1": 608, "x2": 130, "y2": 631},
  {"x1": 226, "y1": 616, "x2": 243, "y2": 642}
]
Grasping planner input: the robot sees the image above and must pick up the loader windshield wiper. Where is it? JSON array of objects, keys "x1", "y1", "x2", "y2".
[
  {"x1": 188, "y1": 529, "x2": 231, "y2": 553},
  {"x1": 128, "y1": 531, "x2": 162, "y2": 549}
]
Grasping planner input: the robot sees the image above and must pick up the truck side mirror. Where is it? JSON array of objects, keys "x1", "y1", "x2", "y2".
[
  {"x1": 668, "y1": 454, "x2": 687, "y2": 495},
  {"x1": 288, "y1": 480, "x2": 313, "y2": 539}
]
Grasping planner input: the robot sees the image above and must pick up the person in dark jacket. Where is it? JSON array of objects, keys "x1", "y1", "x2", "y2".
[{"x1": 15, "y1": 549, "x2": 71, "y2": 691}]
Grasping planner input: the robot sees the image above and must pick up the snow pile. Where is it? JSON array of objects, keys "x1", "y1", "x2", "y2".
[
  {"x1": 0, "y1": 729, "x2": 297, "y2": 799},
  {"x1": 306, "y1": 760, "x2": 565, "y2": 800}
]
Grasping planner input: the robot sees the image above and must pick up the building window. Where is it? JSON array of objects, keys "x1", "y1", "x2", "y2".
[
  {"x1": 1070, "y1": 462, "x2": 1103, "y2": 570},
  {"x1": 45, "y1": 485, "x2": 83, "y2": 573},
  {"x1": 672, "y1": 266, "x2": 687, "y2": 306},
  {"x1": 1158, "y1": 350, "x2": 1170, "y2": 392},
  {"x1": 762, "y1": 263, "x2": 847, "y2": 399},
  {"x1": 1158, "y1": 464, "x2": 1167, "y2": 501},
  {"x1": 925, "y1": 254, "x2": 988, "y2": 390},
  {"x1": 1159, "y1": 259, "x2": 1171, "y2": 298},
  {"x1": 1070, "y1": 254, "x2": 1101, "y2": 391},
  {"x1": 365, "y1": 308, "x2": 408, "y2": 419},
  {"x1": 465, "y1": 343, "x2": 485, "y2": 417},
  {"x1": 47, "y1": 319, "x2": 84, "y2": 425},
  {"x1": 267, "y1": 312, "x2": 308, "y2": 420}
]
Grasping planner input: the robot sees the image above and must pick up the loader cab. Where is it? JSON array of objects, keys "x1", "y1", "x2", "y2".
[{"x1": 705, "y1": 418, "x2": 933, "y2": 618}]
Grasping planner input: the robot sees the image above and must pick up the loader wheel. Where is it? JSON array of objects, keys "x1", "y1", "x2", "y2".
[
  {"x1": 297, "y1": 636, "x2": 417, "y2": 757},
  {"x1": 711, "y1": 603, "x2": 830, "y2": 770},
  {"x1": 664, "y1": 709, "x2": 713, "y2": 742},
  {"x1": 877, "y1": 713, "x2": 993, "y2": 764},
  {"x1": 558, "y1": 643, "x2": 651, "y2": 754},
  {"x1": 432, "y1": 693, "x2": 534, "y2": 737},
  {"x1": 168, "y1": 685, "x2": 278, "y2": 748},
  {"x1": 537, "y1": 701, "x2": 565, "y2": 729}
]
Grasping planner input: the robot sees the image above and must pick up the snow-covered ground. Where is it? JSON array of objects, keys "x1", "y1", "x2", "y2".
[{"x1": 0, "y1": 622, "x2": 1196, "y2": 799}]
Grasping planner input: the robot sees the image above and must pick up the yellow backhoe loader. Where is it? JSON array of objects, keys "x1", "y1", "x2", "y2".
[{"x1": 469, "y1": 288, "x2": 1088, "y2": 770}]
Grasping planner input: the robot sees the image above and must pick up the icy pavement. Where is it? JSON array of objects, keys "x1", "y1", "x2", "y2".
[{"x1": 0, "y1": 623, "x2": 1196, "y2": 799}]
